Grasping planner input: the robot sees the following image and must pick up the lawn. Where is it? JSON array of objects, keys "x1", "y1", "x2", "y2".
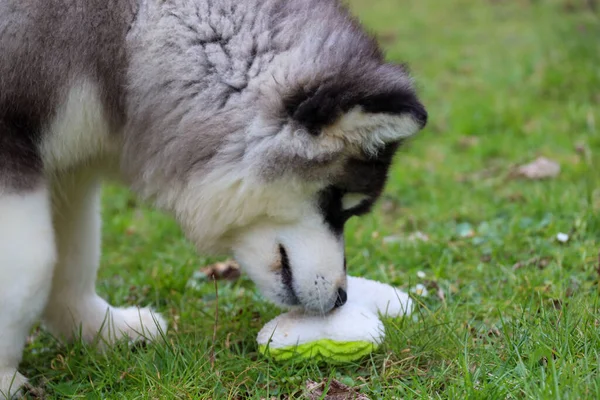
[{"x1": 20, "y1": 0, "x2": 600, "y2": 398}]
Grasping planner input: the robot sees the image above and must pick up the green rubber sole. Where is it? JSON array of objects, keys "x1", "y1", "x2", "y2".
[{"x1": 259, "y1": 339, "x2": 378, "y2": 363}]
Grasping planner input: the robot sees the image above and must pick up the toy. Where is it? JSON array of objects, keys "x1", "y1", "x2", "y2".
[{"x1": 257, "y1": 276, "x2": 413, "y2": 363}]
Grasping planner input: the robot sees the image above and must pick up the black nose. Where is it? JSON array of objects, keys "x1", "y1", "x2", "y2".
[{"x1": 334, "y1": 287, "x2": 347, "y2": 308}]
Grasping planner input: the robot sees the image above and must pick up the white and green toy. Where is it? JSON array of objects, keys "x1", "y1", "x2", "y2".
[{"x1": 257, "y1": 276, "x2": 414, "y2": 363}]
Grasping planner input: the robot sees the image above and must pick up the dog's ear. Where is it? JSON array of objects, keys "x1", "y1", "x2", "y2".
[
  {"x1": 283, "y1": 63, "x2": 427, "y2": 138},
  {"x1": 357, "y1": 63, "x2": 427, "y2": 125}
]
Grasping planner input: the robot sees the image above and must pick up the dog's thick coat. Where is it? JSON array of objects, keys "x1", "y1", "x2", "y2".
[{"x1": 0, "y1": 0, "x2": 427, "y2": 396}]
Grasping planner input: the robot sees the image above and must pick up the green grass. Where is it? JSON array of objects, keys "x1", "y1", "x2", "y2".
[{"x1": 20, "y1": 0, "x2": 600, "y2": 398}]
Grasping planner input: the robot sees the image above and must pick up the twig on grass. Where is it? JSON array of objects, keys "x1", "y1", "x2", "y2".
[{"x1": 210, "y1": 276, "x2": 219, "y2": 369}]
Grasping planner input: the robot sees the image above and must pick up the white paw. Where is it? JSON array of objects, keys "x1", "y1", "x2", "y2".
[
  {"x1": 44, "y1": 295, "x2": 169, "y2": 347},
  {"x1": 98, "y1": 306, "x2": 167, "y2": 347},
  {"x1": 0, "y1": 369, "x2": 26, "y2": 400}
]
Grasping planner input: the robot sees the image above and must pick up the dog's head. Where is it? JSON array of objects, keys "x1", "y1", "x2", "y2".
[
  {"x1": 149, "y1": 61, "x2": 426, "y2": 315},
  {"x1": 124, "y1": 1, "x2": 427, "y2": 314},
  {"x1": 229, "y1": 62, "x2": 427, "y2": 314}
]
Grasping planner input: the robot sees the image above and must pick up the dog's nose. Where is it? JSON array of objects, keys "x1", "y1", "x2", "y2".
[{"x1": 334, "y1": 287, "x2": 347, "y2": 308}]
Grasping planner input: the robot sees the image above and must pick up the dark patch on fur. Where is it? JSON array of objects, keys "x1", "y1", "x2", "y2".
[
  {"x1": 360, "y1": 92, "x2": 428, "y2": 128},
  {"x1": 317, "y1": 186, "x2": 346, "y2": 235},
  {"x1": 284, "y1": 76, "x2": 427, "y2": 135},
  {"x1": 338, "y1": 141, "x2": 401, "y2": 194},
  {"x1": 317, "y1": 141, "x2": 401, "y2": 233},
  {"x1": 0, "y1": 115, "x2": 43, "y2": 190},
  {"x1": 278, "y1": 244, "x2": 299, "y2": 304}
]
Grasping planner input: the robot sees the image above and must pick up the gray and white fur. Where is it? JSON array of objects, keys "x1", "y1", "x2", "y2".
[{"x1": 0, "y1": 0, "x2": 427, "y2": 396}]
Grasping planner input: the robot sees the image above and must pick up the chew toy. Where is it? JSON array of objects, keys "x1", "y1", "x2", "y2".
[{"x1": 257, "y1": 276, "x2": 413, "y2": 363}]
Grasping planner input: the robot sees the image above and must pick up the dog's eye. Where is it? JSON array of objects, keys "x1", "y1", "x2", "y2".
[{"x1": 341, "y1": 193, "x2": 369, "y2": 211}]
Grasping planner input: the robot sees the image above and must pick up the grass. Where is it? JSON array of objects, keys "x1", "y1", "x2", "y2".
[{"x1": 20, "y1": 0, "x2": 600, "y2": 398}]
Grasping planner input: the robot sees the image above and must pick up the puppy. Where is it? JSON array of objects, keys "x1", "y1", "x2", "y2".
[{"x1": 0, "y1": 0, "x2": 427, "y2": 396}]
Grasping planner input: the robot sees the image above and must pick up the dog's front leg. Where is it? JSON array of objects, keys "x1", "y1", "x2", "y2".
[
  {"x1": 0, "y1": 185, "x2": 56, "y2": 399},
  {"x1": 42, "y1": 171, "x2": 167, "y2": 348}
]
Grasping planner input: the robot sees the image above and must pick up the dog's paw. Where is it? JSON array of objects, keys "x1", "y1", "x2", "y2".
[
  {"x1": 0, "y1": 369, "x2": 26, "y2": 400},
  {"x1": 45, "y1": 296, "x2": 169, "y2": 348},
  {"x1": 97, "y1": 306, "x2": 167, "y2": 347}
]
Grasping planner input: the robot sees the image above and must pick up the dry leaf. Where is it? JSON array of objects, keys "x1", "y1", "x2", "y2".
[
  {"x1": 423, "y1": 280, "x2": 445, "y2": 302},
  {"x1": 514, "y1": 157, "x2": 560, "y2": 180},
  {"x1": 200, "y1": 259, "x2": 241, "y2": 281},
  {"x1": 304, "y1": 379, "x2": 370, "y2": 400}
]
